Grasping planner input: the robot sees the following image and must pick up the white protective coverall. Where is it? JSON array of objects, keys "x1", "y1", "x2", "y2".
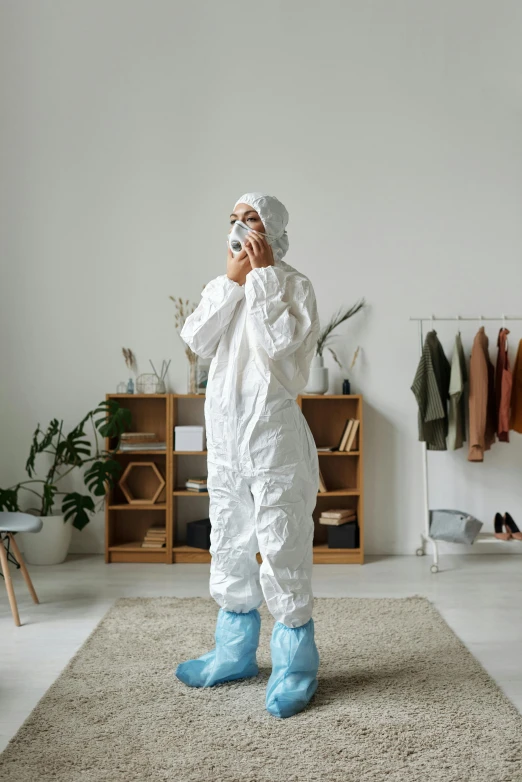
[{"x1": 180, "y1": 192, "x2": 320, "y2": 629}]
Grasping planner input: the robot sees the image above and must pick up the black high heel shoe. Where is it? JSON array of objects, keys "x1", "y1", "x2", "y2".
[
  {"x1": 494, "y1": 512, "x2": 511, "y2": 540},
  {"x1": 504, "y1": 513, "x2": 522, "y2": 541}
]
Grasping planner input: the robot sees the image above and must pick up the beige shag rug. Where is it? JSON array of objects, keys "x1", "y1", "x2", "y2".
[{"x1": 1, "y1": 597, "x2": 521, "y2": 782}]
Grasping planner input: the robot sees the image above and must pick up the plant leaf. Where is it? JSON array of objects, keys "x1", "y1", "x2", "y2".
[
  {"x1": 55, "y1": 427, "x2": 91, "y2": 466},
  {"x1": 94, "y1": 401, "x2": 132, "y2": 440},
  {"x1": 0, "y1": 487, "x2": 20, "y2": 512},
  {"x1": 84, "y1": 459, "x2": 122, "y2": 497},
  {"x1": 62, "y1": 492, "x2": 95, "y2": 531},
  {"x1": 25, "y1": 419, "x2": 61, "y2": 477}
]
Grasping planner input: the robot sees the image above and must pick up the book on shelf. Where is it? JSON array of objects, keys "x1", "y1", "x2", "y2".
[
  {"x1": 338, "y1": 419, "x2": 354, "y2": 450},
  {"x1": 319, "y1": 509, "x2": 357, "y2": 526},
  {"x1": 120, "y1": 432, "x2": 158, "y2": 443},
  {"x1": 344, "y1": 420, "x2": 359, "y2": 452},
  {"x1": 318, "y1": 467, "x2": 328, "y2": 493},
  {"x1": 334, "y1": 418, "x2": 360, "y2": 452},
  {"x1": 120, "y1": 441, "x2": 166, "y2": 451},
  {"x1": 142, "y1": 524, "x2": 167, "y2": 548},
  {"x1": 185, "y1": 476, "x2": 208, "y2": 491},
  {"x1": 317, "y1": 445, "x2": 336, "y2": 451}
]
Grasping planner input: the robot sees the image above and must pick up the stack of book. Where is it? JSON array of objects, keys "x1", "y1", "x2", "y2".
[
  {"x1": 120, "y1": 433, "x2": 166, "y2": 451},
  {"x1": 141, "y1": 525, "x2": 167, "y2": 548},
  {"x1": 319, "y1": 508, "x2": 357, "y2": 526},
  {"x1": 185, "y1": 476, "x2": 208, "y2": 492},
  {"x1": 336, "y1": 419, "x2": 360, "y2": 451}
]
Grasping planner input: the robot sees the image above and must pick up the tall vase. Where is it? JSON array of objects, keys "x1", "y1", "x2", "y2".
[
  {"x1": 304, "y1": 354, "x2": 329, "y2": 394},
  {"x1": 187, "y1": 355, "x2": 198, "y2": 394}
]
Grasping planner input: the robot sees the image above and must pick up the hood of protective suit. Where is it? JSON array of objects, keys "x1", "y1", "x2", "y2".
[{"x1": 233, "y1": 192, "x2": 289, "y2": 262}]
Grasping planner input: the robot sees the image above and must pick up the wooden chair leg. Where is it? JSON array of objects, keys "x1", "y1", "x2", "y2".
[
  {"x1": 0, "y1": 535, "x2": 21, "y2": 627},
  {"x1": 8, "y1": 533, "x2": 40, "y2": 604}
]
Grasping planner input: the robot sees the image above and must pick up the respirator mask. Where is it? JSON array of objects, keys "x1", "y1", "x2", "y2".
[{"x1": 227, "y1": 220, "x2": 278, "y2": 257}]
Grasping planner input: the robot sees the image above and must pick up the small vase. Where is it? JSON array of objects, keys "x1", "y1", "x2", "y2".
[
  {"x1": 304, "y1": 354, "x2": 329, "y2": 394},
  {"x1": 187, "y1": 356, "x2": 198, "y2": 394},
  {"x1": 342, "y1": 378, "x2": 351, "y2": 395}
]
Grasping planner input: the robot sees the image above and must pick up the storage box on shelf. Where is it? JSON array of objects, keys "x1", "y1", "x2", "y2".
[{"x1": 105, "y1": 393, "x2": 364, "y2": 564}]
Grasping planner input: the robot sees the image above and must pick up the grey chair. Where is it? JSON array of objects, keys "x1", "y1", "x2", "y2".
[{"x1": 0, "y1": 512, "x2": 43, "y2": 626}]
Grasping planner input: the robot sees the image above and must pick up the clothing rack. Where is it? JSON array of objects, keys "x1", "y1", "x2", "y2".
[{"x1": 409, "y1": 314, "x2": 522, "y2": 573}]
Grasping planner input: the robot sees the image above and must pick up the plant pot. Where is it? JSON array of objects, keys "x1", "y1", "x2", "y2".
[
  {"x1": 20, "y1": 515, "x2": 72, "y2": 565},
  {"x1": 304, "y1": 355, "x2": 329, "y2": 394}
]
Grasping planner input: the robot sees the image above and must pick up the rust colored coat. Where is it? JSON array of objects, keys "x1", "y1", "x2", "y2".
[
  {"x1": 495, "y1": 328, "x2": 512, "y2": 442},
  {"x1": 468, "y1": 327, "x2": 496, "y2": 462}
]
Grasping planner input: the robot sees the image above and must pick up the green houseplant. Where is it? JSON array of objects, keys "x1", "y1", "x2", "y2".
[{"x1": 0, "y1": 400, "x2": 131, "y2": 564}]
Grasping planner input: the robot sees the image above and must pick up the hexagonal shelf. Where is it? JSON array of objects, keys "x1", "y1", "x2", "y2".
[{"x1": 118, "y1": 461, "x2": 165, "y2": 505}]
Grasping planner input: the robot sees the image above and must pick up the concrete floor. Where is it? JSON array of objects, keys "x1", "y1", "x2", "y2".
[{"x1": 1, "y1": 553, "x2": 521, "y2": 752}]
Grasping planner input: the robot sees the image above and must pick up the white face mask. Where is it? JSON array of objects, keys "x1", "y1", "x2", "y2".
[
  {"x1": 228, "y1": 220, "x2": 250, "y2": 257},
  {"x1": 227, "y1": 219, "x2": 279, "y2": 257}
]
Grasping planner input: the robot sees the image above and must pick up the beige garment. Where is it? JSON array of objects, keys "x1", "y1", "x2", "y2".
[{"x1": 468, "y1": 327, "x2": 496, "y2": 462}]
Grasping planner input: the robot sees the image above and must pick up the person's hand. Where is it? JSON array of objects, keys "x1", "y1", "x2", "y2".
[
  {"x1": 244, "y1": 231, "x2": 274, "y2": 269},
  {"x1": 226, "y1": 244, "x2": 252, "y2": 286}
]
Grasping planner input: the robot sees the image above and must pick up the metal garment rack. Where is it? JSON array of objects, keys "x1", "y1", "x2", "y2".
[{"x1": 409, "y1": 314, "x2": 522, "y2": 573}]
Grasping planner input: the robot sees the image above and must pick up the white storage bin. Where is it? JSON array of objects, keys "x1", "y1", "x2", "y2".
[{"x1": 174, "y1": 425, "x2": 205, "y2": 451}]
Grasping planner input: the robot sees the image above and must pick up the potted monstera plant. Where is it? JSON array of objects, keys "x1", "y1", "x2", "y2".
[{"x1": 0, "y1": 400, "x2": 131, "y2": 565}]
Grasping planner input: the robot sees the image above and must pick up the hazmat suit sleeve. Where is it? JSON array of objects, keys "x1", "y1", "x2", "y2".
[
  {"x1": 244, "y1": 265, "x2": 317, "y2": 361},
  {"x1": 180, "y1": 274, "x2": 245, "y2": 359}
]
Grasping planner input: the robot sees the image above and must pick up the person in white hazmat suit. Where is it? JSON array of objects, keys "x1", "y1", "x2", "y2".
[{"x1": 175, "y1": 192, "x2": 321, "y2": 719}]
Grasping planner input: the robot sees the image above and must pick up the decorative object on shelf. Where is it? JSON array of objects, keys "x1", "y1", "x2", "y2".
[
  {"x1": 196, "y1": 358, "x2": 211, "y2": 394},
  {"x1": 136, "y1": 360, "x2": 171, "y2": 394},
  {"x1": 328, "y1": 521, "x2": 359, "y2": 549},
  {"x1": 306, "y1": 355, "x2": 329, "y2": 394},
  {"x1": 335, "y1": 346, "x2": 360, "y2": 395},
  {"x1": 0, "y1": 400, "x2": 131, "y2": 565},
  {"x1": 186, "y1": 517, "x2": 212, "y2": 549},
  {"x1": 116, "y1": 382, "x2": 127, "y2": 394},
  {"x1": 170, "y1": 294, "x2": 200, "y2": 394},
  {"x1": 305, "y1": 300, "x2": 365, "y2": 394},
  {"x1": 118, "y1": 462, "x2": 166, "y2": 505},
  {"x1": 122, "y1": 348, "x2": 138, "y2": 393},
  {"x1": 185, "y1": 355, "x2": 198, "y2": 394},
  {"x1": 174, "y1": 425, "x2": 205, "y2": 451}
]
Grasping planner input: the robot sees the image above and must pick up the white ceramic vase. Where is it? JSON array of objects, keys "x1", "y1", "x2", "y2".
[
  {"x1": 304, "y1": 354, "x2": 329, "y2": 394},
  {"x1": 21, "y1": 515, "x2": 72, "y2": 565}
]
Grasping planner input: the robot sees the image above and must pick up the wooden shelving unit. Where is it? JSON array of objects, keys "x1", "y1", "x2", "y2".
[{"x1": 105, "y1": 393, "x2": 364, "y2": 565}]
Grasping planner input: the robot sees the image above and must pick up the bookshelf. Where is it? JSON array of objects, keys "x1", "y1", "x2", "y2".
[{"x1": 105, "y1": 393, "x2": 364, "y2": 565}]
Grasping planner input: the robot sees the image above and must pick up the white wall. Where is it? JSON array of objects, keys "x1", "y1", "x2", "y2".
[{"x1": 1, "y1": 0, "x2": 522, "y2": 556}]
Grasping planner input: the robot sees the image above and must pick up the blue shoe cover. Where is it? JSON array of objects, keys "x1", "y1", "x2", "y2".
[
  {"x1": 265, "y1": 618, "x2": 319, "y2": 718},
  {"x1": 175, "y1": 608, "x2": 261, "y2": 688}
]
